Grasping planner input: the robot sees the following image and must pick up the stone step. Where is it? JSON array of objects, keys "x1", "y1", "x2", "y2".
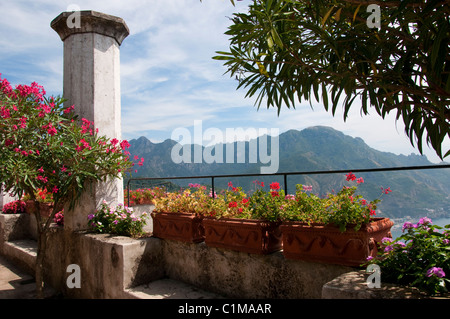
[
  {"x1": 3, "y1": 239, "x2": 223, "y2": 299},
  {"x1": 0, "y1": 243, "x2": 57, "y2": 299},
  {"x1": 125, "y1": 278, "x2": 224, "y2": 299},
  {"x1": 2, "y1": 239, "x2": 37, "y2": 275}
]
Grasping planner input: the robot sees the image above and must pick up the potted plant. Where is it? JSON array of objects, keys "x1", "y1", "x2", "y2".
[
  {"x1": 22, "y1": 188, "x2": 54, "y2": 218},
  {"x1": 203, "y1": 181, "x2": 283, "y2": 255},
  {"x1": 366, "y1": 217, "x2": 449, "y2": 296},
  {"x1": 279, "y1": 173, "x2": 394, "y2": 266},
  {"x1": 151, "y1": 184, "x2": 213, "y2": 243},
  {"x1": 125, "y1": 187, "x2": 162, "y2": 206},
  {"x1": 88, "y1": 201, "x2": 149, "y2": 238}
]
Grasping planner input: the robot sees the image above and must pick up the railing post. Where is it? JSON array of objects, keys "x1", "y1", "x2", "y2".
[
  {"x1": 51, "y1": 11, "x2": 129, "y2": 231},
  {"x1": 284, "y1": 174, "x2": 288, "y2": 195},
  {"x1": 127, "y1": 179, "x2": 131, "y2": 208}
]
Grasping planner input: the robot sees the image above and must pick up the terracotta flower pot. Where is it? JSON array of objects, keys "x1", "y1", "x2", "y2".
[
  {"x1": 151, "y1": 212, "x2": 204, "y2": 243},
  {"x1": 141, "y1": 198, "x2": 155, "y2": 205},
  {"x1": 280, "y1": 217, "x2": 394, "y2": 266},
  {"x1": 203, "y1": 217, "x2": 282, "y2": 255},
  {"x1": 25, "y1": 200, "x2": 53, "y2": 218},
  {"x1": 127, "y1": 198, "x2": 155, "y2": 207}
]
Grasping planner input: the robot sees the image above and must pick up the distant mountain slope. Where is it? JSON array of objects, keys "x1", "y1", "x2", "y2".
[{"x1": 126, "y1": 126, "x2": 450, "y2": 219}]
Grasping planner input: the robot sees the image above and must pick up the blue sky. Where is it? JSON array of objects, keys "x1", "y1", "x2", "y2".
[{"x1": 1, "y1": 0, "x2": 448, "y2": 164}]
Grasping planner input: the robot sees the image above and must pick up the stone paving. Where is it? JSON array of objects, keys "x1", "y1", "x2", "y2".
[{"x1": 0, "y1": 255, "x2": 57, "y2": 299}]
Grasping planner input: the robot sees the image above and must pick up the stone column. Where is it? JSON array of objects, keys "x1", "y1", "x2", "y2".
[
  {"x1": 51, "y1": 11, "x2": 129, "y2": 231},
  {"x1": 0, "y1": 186, "x2": 17, "y2": 211}
]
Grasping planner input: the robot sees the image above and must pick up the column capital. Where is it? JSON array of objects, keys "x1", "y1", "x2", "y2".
[{"x1": 51, "y1": 10, "x2": 130, "y2": 45}]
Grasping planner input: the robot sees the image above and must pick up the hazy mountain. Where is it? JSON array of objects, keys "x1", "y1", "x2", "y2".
[{"x1": 126, "y1": 126, "x2": 450, "y2": 219}]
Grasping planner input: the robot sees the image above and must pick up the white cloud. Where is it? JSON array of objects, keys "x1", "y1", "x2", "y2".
[{"x1": 1, "y1": 0, "x2": 448, "y2": 164}]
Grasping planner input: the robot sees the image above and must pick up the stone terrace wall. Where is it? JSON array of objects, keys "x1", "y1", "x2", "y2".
[
  {"x1": 161, "y1": 239, "x2": 352, "y2": 299},
  {"x1": 3, "y1": 212, "x2": 442, "y2": 299},
  {"x1": 1, "y1": 212, "x2": 354, "y2": 299}
]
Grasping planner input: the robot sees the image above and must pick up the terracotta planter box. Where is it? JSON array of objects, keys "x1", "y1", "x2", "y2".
[
  {"x1": 151, "y1": 212, "x2": 204, "y2": 243},
  {"x1": 203, "y1": 217, "x2": 282, "y2": 255},
  {"x1": 130, "y1": 198, "x2": 155, "y2": 206},
  {"x1": 25, "y1": 200, "x2": 53, "y2": 218},
  {"x1": 280, "y1": 217, "x2": 394, "y2": 267}
]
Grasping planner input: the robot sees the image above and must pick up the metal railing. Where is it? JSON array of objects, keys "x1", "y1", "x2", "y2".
[{"x1": 125, "y1": 164, "x2": 450, "y2": 207}]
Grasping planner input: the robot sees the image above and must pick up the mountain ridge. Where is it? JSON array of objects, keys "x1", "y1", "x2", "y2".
[{"x1": 126, "y1": 126, "x2": 450, "y2": 219}]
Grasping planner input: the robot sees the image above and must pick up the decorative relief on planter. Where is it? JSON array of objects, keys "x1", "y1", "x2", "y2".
[
  {"x1": 151, "y1": 212, "x2": 204, "y2": 243},
  {"x1": 25, "y1": 200, "x2": 53, "y2": 218},
  {"x1": 280, "y1": 217, "x2": 394, "y2": 266},
  {"x1": 203, "y1": 217, "x2": 282, "y2": 255}
]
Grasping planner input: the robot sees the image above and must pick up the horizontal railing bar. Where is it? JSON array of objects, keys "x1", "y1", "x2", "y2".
[{"x1": 126, "y1": 164, "x2": 450, "y2": 182}]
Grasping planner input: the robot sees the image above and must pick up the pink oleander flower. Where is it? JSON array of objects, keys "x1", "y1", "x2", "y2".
[
  {"x1": 120, "y1": 140, "x2": 130, "y2": 149},
  {"x1": 110, "y1": 138, "x2": 119, "y2": 146},
  {"x1": 63, "y1": 105, "x2": 74, "y2": 114},
  {"x1": 47, "y1": 125, "x2": 57, "y2": 136},
  {"x1": 0, "y1": 106, "x2": 11, "y2": 118},
  {"x1": 19, "y1": 116, "x2": 27, "y2": 128}
]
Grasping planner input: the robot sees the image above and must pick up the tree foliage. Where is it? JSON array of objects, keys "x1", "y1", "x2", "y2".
[
  {"x1": 0, "y1": 74, "x2": 138, "y2": 298},
  {"x1": 213, "y1": 0, "x2": 450, "y2": 159}
]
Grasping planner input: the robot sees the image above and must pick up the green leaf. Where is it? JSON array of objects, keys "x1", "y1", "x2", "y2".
[
  {"x1": 334, "y1": 8, "x2": 342, "y2": 22},
  {"x1": 352, "y1": 4, "x2": 361, "y2": 24},
  {"x1": 270, "y1": 28, "x2": 284, "y2": 49},
  {"x1": 322, "y1": 83, "x2": 329, "y2": 111},
  {"x1": 431, "y1": 23, "x2": 447, "y2": 70},
  {"x1": 321, "y1": 6, "x2": 335, "y2": 28},
  {"x1": 256, "y1": 61, "x2": 270, "y2": 77},
  {"x1": 212, "y1": 51, "x2": 234, "y2": 61}
]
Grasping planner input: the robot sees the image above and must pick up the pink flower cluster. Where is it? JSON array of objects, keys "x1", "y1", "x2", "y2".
[
  {"x1": 53, "y1": 210, "x2": 64, "y2": 226},
  {"x1": 42, "y1": 122, "x2": 58, "y2": 136},
  {"x1": 76, "y1": 138, "x2": 92, "y2": 152},
  {"x1": 133, "y1": 155, "x2": 144, "y2": 168},
  {"x1": 1, "y1": 73, "x2": 46, "y2": 102},
  {"x1": 345, "y1": 172, "x2": 364, "y2": 184},
  {"x1": 2, "y1": 200, "x2": 27, "y2": 214}
]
